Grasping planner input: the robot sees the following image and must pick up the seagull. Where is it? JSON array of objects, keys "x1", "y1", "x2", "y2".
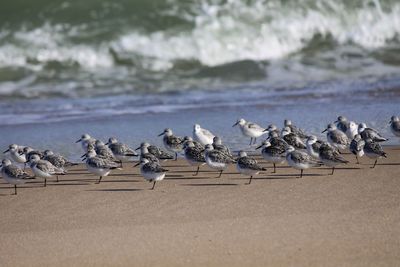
[
  {"x1": 322, "y1": 123, "x2": 350, "y2": 150},
  {"x1": 181, "y1": 136, "x2": 204, "y2": 150},
  {"x1": 183, "y1": 140, "x2": 206, "y2": 176},
  {"x1": 349, "y1": 134, "x2": 365, "y2": 164},
  {"x1": 212, "y1": 136, "x2": 232, "y2": 156},
  {"x1": 318, "y1": 143, "x2": 349, "y2": 175},
  {"x1": 82, "y1": 149, "x2": 120, "y2": 184},
  {"x1": 43, "y1": 150, "x2": 78, "y2": 179},
  {"x1": 0, "y1": 159, "x2": 33, "y2": 195},
  {"x1": 204, "y1": 144, "x2": 236, "y2": 178},
  {"x1": 389, "y1": 116, "x2": 400, "y2": 137},
  {"x1": 76, "y1": 134, "x2": 96, "y2": 152},
  {"x1": 256, "y1": 140, "x2": 286, "y2": 173},
  {"x1": 236, "y1": 151, "x2": 266, "y2": 184},
  {"x1": 363, "y1": 138, "x2": 387, "y2": 168},
  {"x1": 28, "y1": 154, "x2": 66, "y2": 187},
  {"x1": 134, "y1": 158, "x2": 168, "y2": 190},
  {"x1": 193, "y1": 124, "x2": 215, "y2": 145},
  {"x1": 281, "y1": 127, "x2": 306, "y2": 149},
  {"x1": 306, "y1": 135, "x2": 325, "y2": 159},
  {"x1": 233, "y1": 118, "x2": 266, "y2": 145},
  {"x1": 358, "y1": 123, "x2": 387, "y2": 142},
  {"x1": 285, "y1": 146, "x2": 321, "y2": 178},
  {"x1": 3, "y1": 144, "x2": 27, "y2": 167},
  {"x1": 105, "y1": 137, "x2": 138, "y2": 165},
  {"x1": 135, "y1": 143, "x2": 160, "y2": 164},
  {"x1": 158, "y1": 128, "x2": 184, "y2": 160},
  {"x1": 284, "y1": 119, "x2": 308, "y2": 139}
]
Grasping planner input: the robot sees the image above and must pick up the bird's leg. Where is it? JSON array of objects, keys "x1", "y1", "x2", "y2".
[
  {"x1": 193, "y1": 166, "x2": 200, "y2": 176},
  {"x1": 120, "y1": 161, "x2": 123, "y2": 168},
  {"x1": 175, "y1": 152, "x2": 178, "y2": 161},
  {"x1": 247, "y1": 176, "x2": 253, "y2": 185},
  {"x1": 300, "y1": 169, "x2": 303, "y2": 178},
  {"x1": 23, "y1": 163, "x2": 26, "y2": 171},
  {"x1": 253, "y1": 138, "x2": 257, "y2": 145},
  {"x1": 56, "y1": 175, "x2": 59, "y2": 182},
  {"x1": 273, "y1": 163, "x2": 276, "y2": 173},
  {"x1": 96, "y1": 176, "x2": 102, "y2": 184},
  {"x1": 331, "y1": 167, "x2": 335, "y2": 175},
  {"x1": 151, "y1": 181, "x2": 156, "y2": 190},
  {"x1": 217, "y1": 170, "x2": 223, "y2": 178},
  {"x1": 14, "y1": 185, "x2": 17, "y2": 195},
  {"x1": 371, "y1": 159, "x2": 378, "y2": 169},
  {"x1": 356, "y1": 155, "x2": 359, "y2": 164},
  {"x1": 44, "y1": 178, "x2": 47, "y2": 187},
  {"x1": 249, "y1": 138, "x2": 253, "y2": 146}
]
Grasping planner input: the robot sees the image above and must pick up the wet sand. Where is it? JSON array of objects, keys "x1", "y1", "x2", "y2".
[{"x1": 1, "y1": 148, "x2": 400, "y2": 266}]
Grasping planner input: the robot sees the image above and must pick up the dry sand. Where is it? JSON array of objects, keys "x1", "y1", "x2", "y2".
[{"x1": 1, "y1": 148, "x2": 400, "y2": 267}]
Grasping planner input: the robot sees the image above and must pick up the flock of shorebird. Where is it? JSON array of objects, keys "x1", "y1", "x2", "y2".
[{"x1": 1, "y1": 115, "x2": 399, "y2": 195}]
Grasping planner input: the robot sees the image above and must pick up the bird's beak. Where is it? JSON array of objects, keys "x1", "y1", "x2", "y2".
[
  {"x1": 135, "y1": 146, "x2": 140, "y2": 151},
  {"x1": 81, "y1": 157, "x2": 87, "y2": 161},
  {"x1": 232, "y1": 122, "x2": 239, "y2": 127},
  {"x1": 322, "y1": 129, "x2": 327, "y2": 133},
  {"x1": 334, "y1": 120, "x2": 338, "y2": 123},
  {"x1": 255, "y1": 145, "x2": 262, "y2": 150},
  {"x1": 3, "y1": 149, "x2": 9, "y2": 153},
  {"x1": 105, "y1": 142, "x2": 109, "y2": 145},
  {"x1": 263, "y1": 129, "x2": 269, "y2": 133},
  {"x1": 158, "y1": 132, "x2": 164, "y2": 136},
  {"x1": 80, "y1": 153, "x2": 87, "y2": 158},
  {"x1": 19, "y1": 152, "x2": 24, "y2": 155},
  {"x1": 75, "y1": 139, "x2": 82, "y2": 143},
  {"x1": 0, "y1": 164, "x2": 2, "y2": 168},
  {"x1": 133, "y1": 162, "x2": 141, "y2": 167}
]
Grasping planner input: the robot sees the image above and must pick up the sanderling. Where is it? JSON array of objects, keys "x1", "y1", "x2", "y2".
[
  {"x1": 285, "y1": 146, "x2": 321, "y2": 178},
  {"x1": 284, "y1": 119, "x2": 308, "y2": 139},
  {"x1": 389, "y1": 116, "x2": 400, "y2": 137},
  {"x1": 181, "y1": 136, "x2": 204, "y2": 150},
  {"x1": 318, "y1": 143, "x2": 349, "y2": 175},
  {"x1": 256, "y1": 140, "x2": 286, "y2": 173},
  {"x1": 236, "y1": 151, "x2": 266, "y2": 184},
  {"x1": 233, "y1": 118, "x2": 266, "y2": 145},
  {"x1": 82, "y1": 149, "x2": 120, "y2": 184},
  {"x1": 158, "y1": 128, "x2": 184, "y2": 160},
  {"x1": 266, "y1": 124, "x2": 280, "y2": 137},
  {"x1": 21, "y1": 147, "x2": 44, "y2": 162},
  {"x1": 322, "y1": 123, "x2": 350, "y2": 150},
  {"x1": 193, "y1": 124, "x2": 215, "y2": 145},
  {"x1": 3, "y1": 144, "x2": 27, "y2": 166},
  {"x1": 76, "y1": 134, "x2": 96, "y2": 152},
  {"x1": 43, "y1": 150, "x2": 77, "y2": 180},
  {"x1": 105, "y1": 137, "x2": 138, "y2": 165},
  {"x1": 94, "y1": 140, "x2": 119, "y2": 162},
  {"x1": 363, "y1": 138, "x2": 387, "y2": 168},
  {"x1": 204, "y1": 144, "x2": 236, "y2": 178},
  {"x1": 137, "y1": 141, "x2": 174, "y2": 161},
  {"x1": 212, "y1": 136, "x2": 232, "y2": 156},
  {"x1": 306, "y1": 135, "x2": 325, "y2": 159},
  {"x1": 349, "y1": 134, "x2": 365, "y2": 164},
  {"x1": 0, "y1": 159, "x2": 33, "y2": 195},
  {"x1": 267, "y1": 131, "x2": 290, "y2": 151},
  {"x1": 136, "y1": 142, "x2": 160, "y2": 164},
  {"x1": 183, "y1": 140, "x2": 206, "y2": 176},
  {"x1": 358, "y1": 123, "x2": 387, "y2": 142},
  {"x1": 334, "y1": 116, "x2": 350, "y2": 133},
  {"x1": 134, "y1": 158, "x2": 168, "y2": 190},
  {"x1": 29, "y1": 154, "x2": 66, "y2": 187},
  {"x1": 281, "y1": 127, "x2": 306, "y2": 149}
]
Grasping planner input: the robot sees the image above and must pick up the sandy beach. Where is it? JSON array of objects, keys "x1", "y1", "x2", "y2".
[{"x1": 1, "y1": 147, "x2": 399, "y2": 267}]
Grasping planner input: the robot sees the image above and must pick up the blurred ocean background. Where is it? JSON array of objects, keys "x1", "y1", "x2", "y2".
[{"x1": 0, "y1": 0, "x2": 399, "y2": 160}]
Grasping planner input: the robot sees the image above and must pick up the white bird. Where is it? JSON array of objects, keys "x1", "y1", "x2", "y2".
[
  {"x1": 3, "y1": 144, "x2": 27, "y2": 166},
  {"x1": 233, "y1": 118, "x2": 267, "y2": 145},
  {"x1": 29, "y1": 154, "x2": 66, "y2": 187},
  {"x1": 204, "y1": 144, "x2": 236, "y2": 178},
  {"x1": 83, "y1": 149, "x2": 120, "y2": 184},
  {"x1": 236, "y1": 151, "x2": 266, "y2": 184},
  {"x1": 193, "y1": 124, "x2": 215, "y2": 145},
  {"x1": 285, "y1": 146, "x2": 321, "y2": 178},
  {"x1": 322, "y1": 123, "x2": 349, "y2": 150},
  {"x1": 389, "y1": 116, "x2": 400, "y2": 137},
  {"x1": 306, "y1": 135, "x2": 324, "y2": 159},
  {"x1": 76, "y1": 133, "x2": 96, "y2": 152},
  {"x1": 0, "y1": 159, "x2": 33, "y2": 195},
  {"x1": 134, "y1": 158, "x2": 168, "y2": 190}
]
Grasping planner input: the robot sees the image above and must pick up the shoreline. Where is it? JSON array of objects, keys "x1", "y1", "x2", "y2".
[{"x1": 1, "y1": 147, "x2": 400, "y2": 266}]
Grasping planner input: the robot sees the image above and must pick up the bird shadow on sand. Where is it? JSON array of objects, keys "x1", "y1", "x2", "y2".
[
  {"x1": 181, "y1": 183, "x2": 238, "y2": 187},
  {"x1": 86, "y1": 188, "x2": 143, "y2": 192},
  {"x1": 166, "y1": 175, "x2": 215, "y2": 180}
]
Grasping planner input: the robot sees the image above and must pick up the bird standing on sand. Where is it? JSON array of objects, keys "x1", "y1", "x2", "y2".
[
  {"x1": 281, "y1": 127, "x2": 306, "y2": 149},
  {"x1": 0, "y1": 159, "x2": 33, "y2": 195},
  {"x1": 76, "y1": 134, "x2": 96, "y2": 152},
  {"x1": 181, "y1": 136, "x2": 204, "y2": 150},
  {"x1": 305, "y1": 135, "x2": 325, "y2": 159},
  {"x1": 29, "y1": 154, "x2": 66, "y2": 186},
  {"x1": 285, "y1": 146, "x2": 321, "y2": 178},
  {"x1": 284, "y1": 119, "x2": 308, "y2": 139},
  {"x1": 105, "y1": 137, "x2": 138, "y2": 165},
  {"x1": 389, "y1": 116, "x2": 400, "y2": 137},
  {"x1": 318, "y1": 143, "x2": 349, "y2": 175},
  {"x1": 363, "y1": 138, "x2": 387, "y2": 168},
  {"x1": 236, "y1": 151, "x2": 266, "y2": 184},
  {"x1": 233, "y1": 118, "x2": 266, "y2": 145},
  {"x1": 83, "y1": 149, "x2": 120, "y2": 184},
  {"x1": 256, "y1": 140, "x2": 286, "y2": 173},
  {"x1": 358, "y1": 123, "x2": 387, "y2": 142},
  {"x1": 183, "y1": 140, "x2": 206, "y2": 176},
  {"x1": 158, "y1": 128, "x2": 184, "y2": 160},
  {"x1": 3, "y1": 144, "x2": 27, "y2": 167},
  {"x1": 349, "y1": 134, "x2": 365, "y2": 164},
  {"x1": 204, "y1": 144, "x2": 236, "y2": 178},
  {"x1": 136, "y1": 142, "x2": 160, "y2": 164},
  {"x1": 43, "y1": 150, "x2": 77, "y2": 179},
  {"x1": 322, "y1": 123, "x2": 349, "y2": 150},
  {"x1": 134, "y1": 158, "x2": 168, "y2": 190},
  {"x1": 193, "y1": 124, "x2": 215, "y2": 145},
  {"x1": 212, "y1": 136, "x2": 232, "y2": 156}
]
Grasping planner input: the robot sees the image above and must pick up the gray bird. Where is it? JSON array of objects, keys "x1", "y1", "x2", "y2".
[
  {"x1": 158, "y1": 128, "x2": 184, "y2": 160},
  {"x1": 183, "y1": 141, "x2": 206, "y2": 176},
  {"x1": 285, "y1": 146, "x2": 321, "y2": 178},
  {"x1": 0, "y1": 159, "x2": 33, "y2": 195},
  {"x1": 318, "y1": 143, "x2": 349, "y2": 175},
  {"x1": 212, "y1": 136, "x2": 232, "y2": 156},
  {"x1": 284, "y1": 119, "x2": 308, "y2": 139},
  {"x1": 358, "y1": 123, "x2": 387, "y2": 142},
  {"x1": 256, "y1": 140, "x2": 286, "y2": 173},
  {"x1": 83, "y1": 149, "x2": 120, "y2": 184},
  {"x1": 236, "y1": 151, "x2": 266, "y2": 184},
  {"x1": 134, "y1": 158, "x2": 168, "y2": 190},
  {"x1": 204, "y1": 144, "x2": 236, "y2": 178},
  {"x1": 322, "y1": 123, "x2": 349, "y2": 150},
  {"x1": 389, "y1": 116, "x2": 400, "y2": 137},
  {"x1": 281, "y1": 127, "x2": 306, "y2": 149},
  {"x1": 106, "y1": 137, "x2": 138, "y2": 166},
  {"x1": 135, "y1": 143, "x2": 160, "y2": 164},
  {"x1": 349, "y1": 134, "x2": 365, "y2": 164},
  {"x1": 43, "y1": 150, "x2": 77, "y2": 172},
  {"x1": 363, "y1": 138, "x2": 387, "y2": 168}
]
